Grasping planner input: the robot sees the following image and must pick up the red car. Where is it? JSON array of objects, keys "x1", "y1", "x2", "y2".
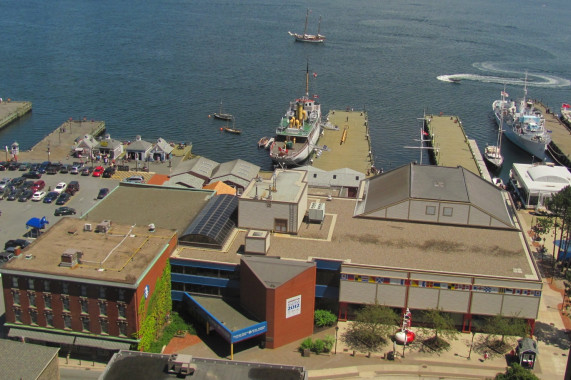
[{"x1": 92, "y1": 166, "x2": 105, "y2": 177}]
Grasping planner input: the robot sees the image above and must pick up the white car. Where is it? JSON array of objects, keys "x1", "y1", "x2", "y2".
[
  {"x1": 32, "y1": 191, "x2": 46, "y2": 201},
  {"x1": 0, "y1": 177, "x2": 10, "y2": 190},
  {"x1": 54, "y1": 182, "x2": 67, "y2": 194}
]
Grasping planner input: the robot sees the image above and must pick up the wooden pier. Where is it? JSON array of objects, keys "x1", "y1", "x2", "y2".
[
  {"x1": 424, "y1": 114, "x2": 489, "y2": 179},
  {"x1": 311, "y1": 109, "x2": 374, "y2": 175},
  {"x1": 533, "y1": 102, "x2": 571, "y2": 168},
  {"x1": 0, "y1": 101, "x2": 32, "y2": 130}
]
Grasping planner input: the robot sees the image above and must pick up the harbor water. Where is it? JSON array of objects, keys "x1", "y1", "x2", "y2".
[{"x1": 0, "y1": 0, "x2": 570, "y2": 182}]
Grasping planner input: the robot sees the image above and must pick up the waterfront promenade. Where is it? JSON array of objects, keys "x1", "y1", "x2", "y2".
[
  {"x1": 0, "y1": 100, "x2": 32, "y2": 130},
  {"x1": 534, "y1": 101, "x2": 571, "y2": 168}
]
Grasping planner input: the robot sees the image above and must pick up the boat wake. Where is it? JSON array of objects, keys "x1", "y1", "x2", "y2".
[{"x1": 437, "y1": 63, "x2": 571, "y2": 88}]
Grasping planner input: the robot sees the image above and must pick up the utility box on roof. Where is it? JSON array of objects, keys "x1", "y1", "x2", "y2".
[
  {"x1": 308, "y1": 202, "x2": 325, "y2": 223},
  {"x1": 245, "y1": 230, "x2": 270, "y2": 254}
]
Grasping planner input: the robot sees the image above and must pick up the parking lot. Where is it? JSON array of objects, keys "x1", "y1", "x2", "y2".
[{"x1": 0, "y1": 165, "x2": 121, "y2": 251}]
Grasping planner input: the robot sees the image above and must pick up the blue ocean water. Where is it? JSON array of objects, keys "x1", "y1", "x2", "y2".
[{"x1": 0, "y1": 0, "x2": 570, "y2": 179}]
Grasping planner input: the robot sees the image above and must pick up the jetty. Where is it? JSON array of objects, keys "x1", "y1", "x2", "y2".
[
  {"x1": 16, "y1": 119, "x2": 105, "y2": 163},
  {"x1": 424, "y1": 114, "x2": 491, "y2": 181},
  {"x1": 533, "y1": 102, "x2": 571, "y2": 169},
  {"x1": 0, "y1": 100, "x2": 32, "y2": 130},
  {"x1": 311, "y1": 109, "x2": 374, "y2": 175}
]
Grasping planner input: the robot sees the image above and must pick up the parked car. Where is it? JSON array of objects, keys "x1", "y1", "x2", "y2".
[
  {"x1": 8, "y1": 162, "x2": 20, "y2": 171},
  {"x1": 123, "y1": 175, "x2": 145, "y2": 184},
  {"x1": 31, "y1": 180, "x2": 46, "y2": 192},
  {"x1": 43, "y1": 191, "x2": 59, "y2": 204},
  {"x1": 70, "y1": 165, "x2": 80, "y2": 174},
  {"x1": 81, "y1": 167, "x2": 93, "y2": 176},
  {"x1": 32, "y1": 191, "x2": 47, "y2": 201},
  {"x1": 92, "y1": 166, "x2": 105, "y2": 177},
  {"x1": 18, "y1": 189, "x2": 34, "y2": 202},
  {"x1": 20, "y1": 180, "x2": 35, "y2": 190},
  {"x1": 0, "y1": 177, "x2": 10, "y2": 190},
  {"x1": 55, "y1": 192, "x2": 71, "y2": 205},
  {"x1": 59, "y1": 164, "x2": 70, "y2": 174},
  {"x1": 0, "y1": 251, "x2": 15, "y2": 262},
  {"x1": 22, "y1": 170, "x2": 42, "y2": 179},
  {"x1": 7, "y1": 189, "x2": 23, "y2": 201},
  {"x1": 97, "y1": 188, "x2": 110, "y2": 199},
  {"x1": 9, "y1": 177, "x2": 25, "y2": 187},
  {"x1": 53, "y1": 182, "x2": 67, "y2": 193},
  {"x1": 102, "y1": 166, "x2": 116, "y2": 178},
  {"x1": 0, "y1": 162, "x2": 6, "y2": 171},
  {"x1": 4, "y1": 239, "x2": 31, "y2": 250},
  {"x1": 66, "y1": 181, "x2": 80, "y2": 195},
  {"x1": 38, "y1": 161, "x2": 51, "y2": 174},
  {"x1": 18, "y1": 162, "x2": 31, "y2": 171},
  {"x1": 54, "y1": 206, "x2": 76, "y2": 216}
]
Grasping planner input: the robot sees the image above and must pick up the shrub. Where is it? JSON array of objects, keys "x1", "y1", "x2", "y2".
[
  {"x1": 299, "y1": 337, "x2": 313, "y2": 353},
  {"x1": 314, "y1": 309, "x2": 337, "y2": 327},
  {"x1": 312, "y1": 338, "x2": 325, "y2": 354},
  {"x1": 322, "y1": 335, "x2": 335, "y2": 352}
]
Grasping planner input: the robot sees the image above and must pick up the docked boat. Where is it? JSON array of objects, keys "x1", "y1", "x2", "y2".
[
  {"x1": 492, "y1": 79, "x2": 551, "y2": 161},
  {"x1": 288, "y1": 9, "x2": 325, "y2": 43},
  {"x1": 269, "y1": 64, "x2": 322, "y2": 166},
  {"x1": 561, "y1": 103, "x2": 571, "y2": 127},
  {"x1": 222, "y1": 119, "x2": 241, "y2": 134},
  {"x1": 212, "y1": 100, "x2": 233, "y2": 121},
  {"x1": 264, "y1": 137, "x2": 274, "y2": 150},
  {"x1": 484, "y1": 98, "x2": 504, "y2": 169},
  {"x1": 258, "y1": 137, "x2": 269, "y2": 148}
]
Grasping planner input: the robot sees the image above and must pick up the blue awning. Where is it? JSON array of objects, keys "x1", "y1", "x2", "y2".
[{"x1": 26, "y1": 216, "x2": 49, "y2": 229}]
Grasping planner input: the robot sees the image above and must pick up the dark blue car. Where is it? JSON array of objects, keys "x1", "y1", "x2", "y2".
[{"x1": 43, "y1": 191, "x2": 59, "y2": 203}]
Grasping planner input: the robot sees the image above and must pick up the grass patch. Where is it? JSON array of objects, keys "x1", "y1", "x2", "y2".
[{"x1": 148, "y1": 312, "x2": 196, "y2": 353}]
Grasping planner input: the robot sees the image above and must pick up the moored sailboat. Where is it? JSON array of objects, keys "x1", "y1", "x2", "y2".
[
  {"x1": 288, "y1": 9, "x2": 325, "y2": 43},
  {"x1": 484, "y1": 90, "x2": 505, "y2": 169}
]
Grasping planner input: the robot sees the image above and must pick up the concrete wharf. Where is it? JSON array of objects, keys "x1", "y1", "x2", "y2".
[
  {"x1": 311, "y1": 109, "x2": 374, "y2": 176},
  {"x1": 424, "y1": 114, "x2": 490, "y2": 180},
  {"x1": 533, "y1": 102, "x2": 571, "y2": 168},
  {"x1": 0, "y1": 101, "x2": 32, "y2": 130},
  {"x1": 14, "y1": 119, "x2": 106, "y2": 163}
]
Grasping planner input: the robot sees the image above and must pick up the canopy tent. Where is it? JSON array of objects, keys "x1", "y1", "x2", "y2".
[{"x1": 26, "y1": 216, "x2": 49, "y2": 229}]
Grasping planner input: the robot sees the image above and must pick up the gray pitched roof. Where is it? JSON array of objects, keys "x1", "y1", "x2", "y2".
[
  {"x1": 164, "y1": 173, "x2": 206, "y2": 189},
  {"x1": 126, "y1": 138, "x2": 152, "y2": 152},
  {"x1": 153, "y1": 138, "x2": 174, "y2": 154},
  {"x1": 211, "y1": 159, "x2": 260, "y2": 182},
  {"x1": 357, "y1": 163, "x2": 513, "y2": 228},
  {"x1": 241, "y1": 255, "x2": 314, "y2": 289},
  {"x1": 0, "y1": 339, "x2": 59, "y2": 380},
  {"x1": 171, "y1": 156, "x2": 220, "y2": 178}
]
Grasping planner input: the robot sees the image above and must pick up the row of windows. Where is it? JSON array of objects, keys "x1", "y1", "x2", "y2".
[
  {"x1": 171, "y1": 265, "x2": 237, "y2": 279},
  {"x1": 426, "y1": 206, "x2": 454, "y2": 217},
  {"x1": 11, "y1": 290, "x2": 126, "y2": 318},
  {"x1": 13, "y1": 308, "x2": 128, "y2": 335},
  {"x1": 10, "y1": 276, "x2": 126, "y2": 300}
]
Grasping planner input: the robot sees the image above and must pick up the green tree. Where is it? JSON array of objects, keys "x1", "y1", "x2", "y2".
[
  {"x1": 495, "y1": 363, "x2": 539, "y2": 380},
  {"x1": 341, "y1": 304, "x2": 399, "y2": 356},
  {"x1": 314, "y1": 309, "x2": 337, "y2": 327},
  {"x1": 483, "y1": 315, "x2": 529, "y2": 343},
  {"x1": 420, "y1": 309, "x2": 458, "y2": 351}
]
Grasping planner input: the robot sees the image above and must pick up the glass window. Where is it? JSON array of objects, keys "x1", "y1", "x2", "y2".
[
  {"x1": 43, "y1": 280, "x2": 50, "y2": 292},
  {"x1": 28, "y1": 292, "x2": 36, "y2": 308},
  {"x1": 14, "y1": 308, "x2": 22, "y2": 323},
  {"x1": 62, "y1": 282, "x2": 69, "y2": 294},
  {"x1": 100, "y1": 318, "x2": 108, "y2": 334},
  {"x1": 63, "y1": 314, "x2": 72, "y2": 329},
  {"x1": 30, "y1": 310, "x2": 38, "y2": 325},
  {"x1": 118, "y1": 303, "x2": 126, "y2": 318},
  {"x1": 12, "y1": 277, "x2": 18, "y2": 288},
  {"x1": 80, "y1": 298, "x2": 89, "y2": 314},
  {"x1": 99, "y1": 301, "x2": 107, "y2": 316},
  {"x1": 119, "y1": 322, "x2": 127, "y2": 336},
  {"x1": 426, "y1": 206, "x2": 436, "y2": 215},
  {"x1": 28, "y1": 279, "x2": 35, "y2": 290},
  {"x1": 81, "y1": 285, "x2": 87, "y2": 297},
  {"x1": 45, "y1": 311, "x2": 53, "y2": 327},
  {"x1": 44, "y1": 295, "x2": 52, "y2": 309},
  {"x1": 118, "y1": 289, "x2": 125, "y2": 301},
  {"x1": 62, "y1": 296, "x2": 70, "y2": 311},
  {"x1": 82, "y1": 317, "x2": 90, "y2": 332},
  {"x1": 99, "y1": 287, "x2": 106, "y2": 299},
  {"x1": 12, "y1": 290, "x2": 20, "y2": 305},
  {"x1": 443, "y1": 207, "x2": 453, "y2": 217}
]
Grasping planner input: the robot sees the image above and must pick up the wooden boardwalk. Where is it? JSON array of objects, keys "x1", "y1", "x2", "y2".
[
  {"x1": 424, "y1": 114, "x2": 485, "y2": 178},
  {"x1": 311, "y1": 109, "x2": 373, "y2": 175},
  {"x1": 0, "y1": 101, "x2": 32, "y2": 130},
  {"x1": 533, "y1": 102, "x2": 571, "y2": 168}
]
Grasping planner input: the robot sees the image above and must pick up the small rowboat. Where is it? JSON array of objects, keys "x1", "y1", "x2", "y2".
[{"x1": 258, "y1": 136, "x2": 269, "y2": 148}]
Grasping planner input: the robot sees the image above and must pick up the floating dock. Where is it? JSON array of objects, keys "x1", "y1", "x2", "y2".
[
  {"x1": 424, "y1": 114, "x2": 490, "y2": 180},
  {"x1": 0, "y1": 101, "x2": 32, "y2": 130},
  {"x1": 311, "y1": 109, "x2": 374, "y2": 175}
]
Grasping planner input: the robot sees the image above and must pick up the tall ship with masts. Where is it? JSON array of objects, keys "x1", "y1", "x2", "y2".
[
  {"x1": 269, "y1": 64, "x2": 322, "y2": 167},
  {"x1": 288, "y1": 9, "x2": 325, "y2": 43}
]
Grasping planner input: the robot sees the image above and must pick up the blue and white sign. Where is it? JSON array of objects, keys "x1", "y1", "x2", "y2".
[
  {"x1": 286, "y1": 295, "x2": 301, "y2": 318},
  {"x1": 144, "y1": 285, "x2": 150, "y2": 299}
]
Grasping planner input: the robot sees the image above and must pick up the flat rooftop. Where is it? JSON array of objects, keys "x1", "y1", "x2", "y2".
[
  {"x1": 1, "y1": 218, "x2": 176, "y2": 284},
  {"x1": 191, "y1": 294, "x2": 259, "y2": 332},
  {"x1": 241, "y1": 169, "x2": 306, "y2": 203},
  {"x1": 84, "y1": 184, "x2": 213, "y2": 235},
  {"x1": 175, "y1": 197, "x2": 538, "y2": 280}
]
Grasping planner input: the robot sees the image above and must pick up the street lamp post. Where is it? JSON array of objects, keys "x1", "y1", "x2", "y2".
[
  {"x1": 334, "y1": 326, "x2": 339, "y2": 354},
  {"x1": 468, "y1": 331, "x2": 476, "y2": 360},
  {"x1": 47, "y1": 147, "x2": 51, "y2": 163}
]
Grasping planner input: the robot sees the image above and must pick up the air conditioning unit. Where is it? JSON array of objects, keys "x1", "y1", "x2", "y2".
[{"x1": 84, "y1": 223, "x2": 92, "y2": 231}]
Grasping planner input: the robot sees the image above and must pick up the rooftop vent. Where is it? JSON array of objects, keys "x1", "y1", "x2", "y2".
[
  {"x1": 166, "y1": 354, "x2": 196, "y2": 377},
  {"x1": 59, "y1": 249, "x2": 83, "y2": 268},
  {"x1": 95, "y1": 220, "x2": 111, "y2": 233}
]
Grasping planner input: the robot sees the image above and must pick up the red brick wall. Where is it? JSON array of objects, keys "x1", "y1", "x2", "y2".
[{"x1": 266, "y1": 266, "x2": 316, "y2": 348}]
